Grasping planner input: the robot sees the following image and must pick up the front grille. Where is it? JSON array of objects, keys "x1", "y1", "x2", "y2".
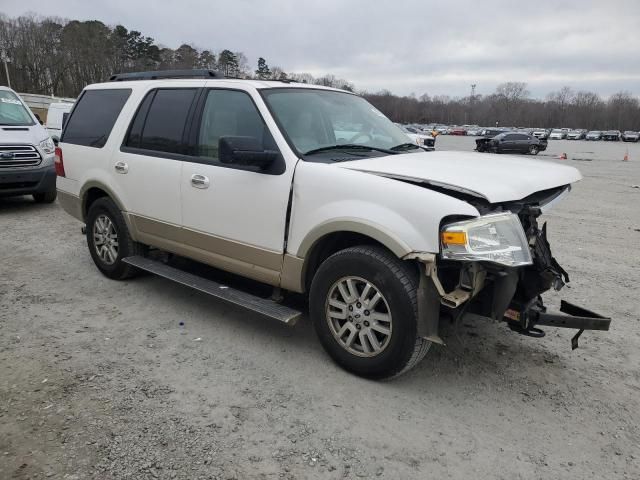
[{"x1": 0, "y1": 145, "x2": 42, "y2": 168}]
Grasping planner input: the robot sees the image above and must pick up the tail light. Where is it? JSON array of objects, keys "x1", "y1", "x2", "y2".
[{"x1": 54, "y1": 147, "x2": 65, "y2": 177}]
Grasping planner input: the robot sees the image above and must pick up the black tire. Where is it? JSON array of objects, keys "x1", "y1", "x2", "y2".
[
  {"x1": 309, "y1": 245, "x2": 431, "y2": 379},
  {"x1": 528, "y1": 145, "x2": 539, "y2": 155},
  {"x1": 86, "y1": 197, "x2": 143, "y2": 280},
  {"x1": 33, "y1": 190, "x2": 57, "y2": 203}
]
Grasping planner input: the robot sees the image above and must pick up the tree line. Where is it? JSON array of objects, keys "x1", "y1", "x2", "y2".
[
  {"x1": 1, "y1": 14, "x2": 639, "y2": 130},
  {"x1": 366, "y1": 83, "x2": 640, "y2": 130}
]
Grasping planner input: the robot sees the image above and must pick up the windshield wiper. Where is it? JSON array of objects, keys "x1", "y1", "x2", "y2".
[
  {"x1": 390, "y1": 143, "x2": 421, "y2": 151},
  {"x1": 304, "y1": 144, "x2": 398, "y2": 156}
]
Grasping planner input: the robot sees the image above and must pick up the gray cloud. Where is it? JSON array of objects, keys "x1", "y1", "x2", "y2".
[{"x1": 3, "y1": 0, "x2": 640, "y2": 97}]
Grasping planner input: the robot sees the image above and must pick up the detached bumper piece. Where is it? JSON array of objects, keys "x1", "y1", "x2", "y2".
[{"x1": 504, "y1": 299, "x2": 610, "y2": 350}]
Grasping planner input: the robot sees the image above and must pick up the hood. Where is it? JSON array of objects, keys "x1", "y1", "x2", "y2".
[
  {"x1": 338, "y1": 151, "x2": 582, "y2": 203},
  {"x1": 0, "y1": 124, "x2": 49, "y2": 145}
]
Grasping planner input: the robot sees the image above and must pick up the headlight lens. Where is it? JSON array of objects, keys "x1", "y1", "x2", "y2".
[
  {"x1": 39, "y1": 137, "x2": 55, "y2": 155},
  {"x1": 440, "y1": 213, "x2": 532, "y2": 267}
]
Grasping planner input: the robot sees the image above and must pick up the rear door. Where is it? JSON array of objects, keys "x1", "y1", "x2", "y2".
[
  {"x1": 179, "y1": 87, "x2": 294, "y2": 285},
  {"x1": 116, "y1": 87, "x2": 199, "y2": 239},
  {"x1": 500, "y1": 134, "x2": 516, "y2": 151},
  {"x1": 515, "y1": 134, "x2": 529, "y2": 152}
]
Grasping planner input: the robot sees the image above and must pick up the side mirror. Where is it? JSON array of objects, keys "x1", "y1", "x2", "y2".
[{"x1": 218, "y1": 136, "x2": 278, "y2": 170}]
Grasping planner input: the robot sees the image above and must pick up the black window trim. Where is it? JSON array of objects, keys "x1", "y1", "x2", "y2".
[
  {"x1": 61, "y1": 87, "x2": 132, "y2": 148},
  {"x1": 120, "y1": 86, "x2": 285, "y2": 175}
]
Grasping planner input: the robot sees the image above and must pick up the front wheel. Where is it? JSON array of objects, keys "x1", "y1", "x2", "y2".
[
  {"x1": 528, "y1": 145, "x2": 539, "y2": 155},
  {"x1": 86, "y1": 197, "x2": 143, "y2": 280},
  {"x1": 310, "y1": 246, "x2": 431, "y2": 379}
]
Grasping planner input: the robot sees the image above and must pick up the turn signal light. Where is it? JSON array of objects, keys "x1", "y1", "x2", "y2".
[
  {"x1": 54, "y1": 147, "x2": 65, "y2": 177},
  {"x1": 441, "y1": 231, "x2": 467, "y2": 246}
]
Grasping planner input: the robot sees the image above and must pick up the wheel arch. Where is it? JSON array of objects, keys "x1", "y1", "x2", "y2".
[
  {"x1": 284, "y1": 222, "x2": 415, "y2": 293},
  {"x1": 80, "y1": 181, "x2": 136, "y2": 239}
]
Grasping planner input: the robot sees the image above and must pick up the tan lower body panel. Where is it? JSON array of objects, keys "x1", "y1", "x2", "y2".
[
  {"x1": 130, "y1": 214, "x2": 287, "y2": 288},
  {"x1": 57, "y1": 190, "x2": 83, "y2": 222}
]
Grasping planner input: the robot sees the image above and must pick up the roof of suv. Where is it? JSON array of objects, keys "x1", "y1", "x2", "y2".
[{"x1": 85, "y1": 78, "x2": 346, "y2": 93}]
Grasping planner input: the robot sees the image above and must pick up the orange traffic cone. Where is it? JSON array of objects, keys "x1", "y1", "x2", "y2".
[
  {"x1": 623, "y1": 149, "x2": 629, "y2": 162},
  {"x1": 559, "y1": 152, "x2": 567, "y2": 160}
]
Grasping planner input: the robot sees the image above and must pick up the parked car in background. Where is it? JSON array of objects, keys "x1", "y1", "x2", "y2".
[
  {"x1": 397, "y1": 124, "x2": 436, "y2": 150},
  {"x1": 532, "y1": 128, "x2": 549, "y2": 139},
  {"x1": 549, "y1": 129, "x2": 566, "y2": 140},
  {"x1": 586, "y1": 130, "x2": 602, "y2": 141},
  {"x1": 621, "y1": 131, "x2": 639, "y2": 142},
  {"x1": 477, "y1": 132, "x2": 547, "y2": 155},
  {"x1": 602, "y1": 130, "x2": 621, "y2": 141},
  {"x1": 449, "y1": 126, "x2": 467, "y2": 136},
  {"x1": 0, "y1": 86, "x2": 57, "y2": 203},
  {"x1": 434, "y1": 125, "x2": 449, "y2": 135},
  {"x1": 45, "y1": 102, "x2": 74, "y2": 142},
  {"x1": 566, "y1": 129, "x2": 586, "y2": 140},
  {"x1": 465, "y1": 126, "x2": 483, "y2": 136}
]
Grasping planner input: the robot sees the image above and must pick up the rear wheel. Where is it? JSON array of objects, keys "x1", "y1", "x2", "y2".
[
  {"x1": 310, "y1": 246, "x2": 431, "y2": 379},
  {"x1": 33, "y1": 190, "x2": 57, "y2": 203},
  {"x1": 86, "y1": 197, "x2": 143, "y2": 280},
  {"x1": 528, "y1": 145, "x2": 539, "y2": 155}
]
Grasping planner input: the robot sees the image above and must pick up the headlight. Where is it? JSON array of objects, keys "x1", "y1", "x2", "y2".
[
  {"x1": 39, "y1": 137, "x2": 55, "y2": 155},
  {"x1": 440, "y1": 213, "x2": 532, "y2": 267}
]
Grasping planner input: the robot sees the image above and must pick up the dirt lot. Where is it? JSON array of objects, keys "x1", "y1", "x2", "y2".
[{"x1": 1, "y1": 138, "x2": 639, "y2": 479}]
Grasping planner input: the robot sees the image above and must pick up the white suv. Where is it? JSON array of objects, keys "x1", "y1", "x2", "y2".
[{"x1": 56, "y1": 70, "x2": 609, "y2": 379}]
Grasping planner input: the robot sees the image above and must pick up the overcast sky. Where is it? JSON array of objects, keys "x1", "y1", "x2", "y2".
[{"x1": 3, "y1": 0, "x2": 640, "y2": 98}]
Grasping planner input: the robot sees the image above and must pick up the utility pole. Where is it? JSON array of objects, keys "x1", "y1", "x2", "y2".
[
  {"x1": 469, "y1": 84, "x2": 476, "y2": 124},
  {"x1": 1, "y1": 49, "x2": 10, "y2": 89}
]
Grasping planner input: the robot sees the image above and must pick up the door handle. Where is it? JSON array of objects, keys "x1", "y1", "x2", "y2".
[
  {"x1": 114, "y1": 161, "x2": 128, "y2": 174},
  {"x1": 191, "y1": 174, "x2": 210, "y2": 189}
]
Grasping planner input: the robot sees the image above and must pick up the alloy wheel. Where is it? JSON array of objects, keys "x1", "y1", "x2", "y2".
[
  {"x1": 93, "y1": 214, "x2": 119, "y2": 265},
  {"x1": 325, "y1": 276, "x2": 393, "y2": 357}
]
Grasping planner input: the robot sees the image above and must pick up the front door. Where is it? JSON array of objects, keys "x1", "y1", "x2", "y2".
[{"x1": 180, "y1": 88, "x2": 295, "y2": 285}]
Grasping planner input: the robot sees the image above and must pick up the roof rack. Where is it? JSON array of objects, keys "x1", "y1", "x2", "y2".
[{"x1": 108, "y1": 69, "x2": 225, "y2": 82}]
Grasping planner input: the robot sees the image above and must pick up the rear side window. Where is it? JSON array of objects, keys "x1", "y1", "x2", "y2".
[
  {"x1": 125, "y1": 88, "x2": 197, "y2": 155},
  {"x1": 62, "y1": 89, "x2": 131, "y2": 148}
]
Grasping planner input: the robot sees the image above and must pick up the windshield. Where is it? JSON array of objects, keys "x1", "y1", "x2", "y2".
[
  {"x1": 261, "y1": 88, "x2": 411, "y2": 156},
  {"x1": 0, "y1": 90, "x2": 35, "y2": 126}
]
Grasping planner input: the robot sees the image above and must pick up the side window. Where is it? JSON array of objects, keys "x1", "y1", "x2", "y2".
[
  {"x1": 125, "y1": 88, "x2": 197, "y2": 155},
  {"x1": 503, "y1": 134, "x2": 515, "y2": 141},
  {"x1": 62, "y1": 89, "x2": 131, "y2": 147},
  {"x1": 140, "y1": 89, "x2": 197, "y2": 154},
  {"x1": 197, "y1": 89, "x2": 274, "y2": 161},
  {"x1": 125, "y1": 91, "x2": 155, "y2": 148}
]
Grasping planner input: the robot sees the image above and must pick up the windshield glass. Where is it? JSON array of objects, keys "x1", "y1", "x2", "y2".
[
  {"x1": 0, "y1": 90, "x2": 35, "y2": 126},
  {"x1": 261, "y1": 88, "x2": 411, "y2": 156}
]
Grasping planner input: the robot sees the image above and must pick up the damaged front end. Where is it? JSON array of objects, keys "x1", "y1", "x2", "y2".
[{"x1": 408, "y1": 186, "x2": 611, "y2": 349}]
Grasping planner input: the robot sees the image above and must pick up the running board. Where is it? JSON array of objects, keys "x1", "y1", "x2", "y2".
[{"x1": 122, "y1": 256, "x2": 301, "y2": 325}]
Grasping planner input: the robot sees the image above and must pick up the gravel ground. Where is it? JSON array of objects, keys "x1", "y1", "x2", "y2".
[{"x1": 1, "y1": 137, "x2": 639, "y2": 479}]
